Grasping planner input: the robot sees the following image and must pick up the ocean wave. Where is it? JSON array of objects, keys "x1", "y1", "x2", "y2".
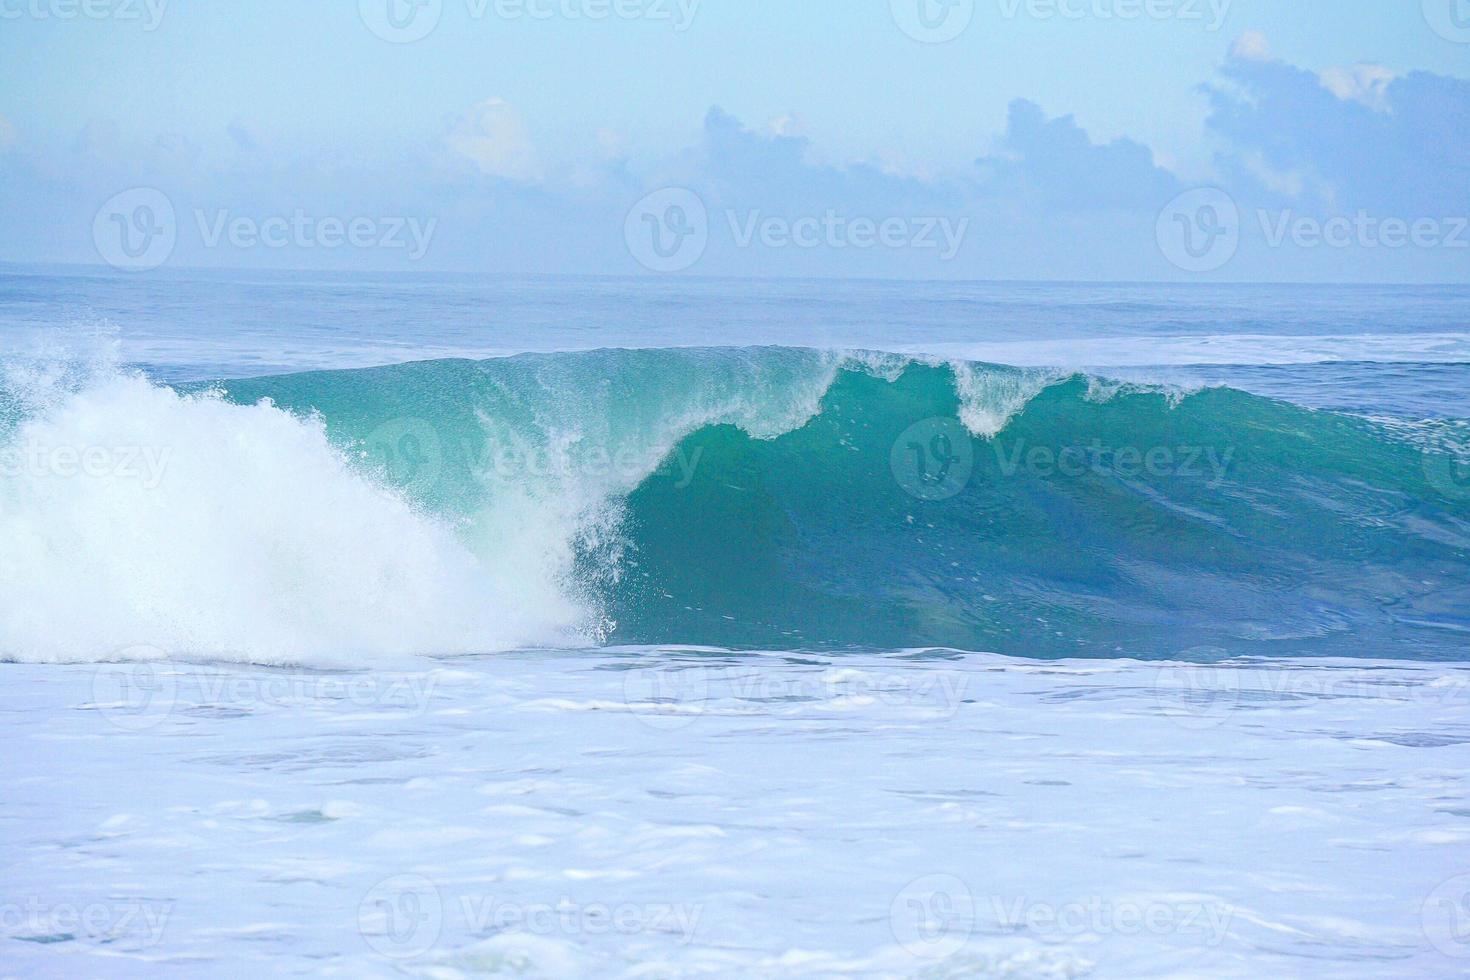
[{"x1": 2, "y1": 347, "x2": 1467, "y2": 663}]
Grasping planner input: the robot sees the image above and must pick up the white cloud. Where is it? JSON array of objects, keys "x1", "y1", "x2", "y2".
[
  {"x1": 0, "y1": 114, "x2": 14, "y2": 151},
  {"x1": 1319, "y1": 64, "x2": 1396, "y2": 111},
  {"x1": 1231, "y1": 30, "x2": 1271, "y2": 61},
  {"x1": 768, "y1": 113, "x2": 808, "y2": 138},
  {"x1": 596, "y1": 128, "x2": 624, "y2": 158},
  {"x1": 449, "y1": 98, "x2": 540, "y2": 182}
]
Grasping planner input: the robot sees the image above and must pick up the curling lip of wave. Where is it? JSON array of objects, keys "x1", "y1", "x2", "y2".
[{"x1": 2, "y1": 346, "x2": 1468, "y2": 664}]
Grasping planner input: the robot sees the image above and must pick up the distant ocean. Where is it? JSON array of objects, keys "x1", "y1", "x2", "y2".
[{"x1": 4, "y1": 266, "x2": 1469, "y2": 977}]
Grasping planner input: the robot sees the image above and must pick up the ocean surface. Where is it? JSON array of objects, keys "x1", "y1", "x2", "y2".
[{"x1": 3, "y1": 266, "x2": 1470, "y2": 977}]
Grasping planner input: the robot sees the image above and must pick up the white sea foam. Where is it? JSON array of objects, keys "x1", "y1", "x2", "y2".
[
  {"x1": 0, "y1": 350, "x2": 854, "y2": 664},
  {"x1": 903, "y1": 332, "x2": 1470, "y2": 368},
  {"x1": 0, "y1": 369, "x2": 587, "y2": 664}
]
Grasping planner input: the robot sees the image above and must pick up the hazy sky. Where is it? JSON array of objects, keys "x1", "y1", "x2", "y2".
[{"x1": 1, "y1": 0, "x2": 1467, "y2": 280}]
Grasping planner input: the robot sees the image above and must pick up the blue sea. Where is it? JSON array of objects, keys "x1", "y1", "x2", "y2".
[{"x1": 3, "y1": 265, "x2": 1470, "y2": 977}]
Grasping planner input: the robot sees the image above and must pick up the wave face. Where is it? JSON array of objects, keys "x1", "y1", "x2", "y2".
[{"x1": 3, "y1": 347, "x2": 1468, "y2": 663}]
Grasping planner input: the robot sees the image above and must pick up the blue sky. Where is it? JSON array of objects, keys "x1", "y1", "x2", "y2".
[{"x1": 1, "y1": 0, "x2": 1467, "y2": 280}]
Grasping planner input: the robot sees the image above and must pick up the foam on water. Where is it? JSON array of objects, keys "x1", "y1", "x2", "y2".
[
  {"x1": 3, "y1": 345, "x2": 1468, "y2": 663},
  {"x1": 0, "y1": 368, "x2": 585, "y2": 664}
]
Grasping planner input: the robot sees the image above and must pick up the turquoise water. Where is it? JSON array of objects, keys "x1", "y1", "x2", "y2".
[
  {"x1": 210, "y1": 351, "x2": 1470, "y2": 661},
  {"x1": 5, "y1": 269, "x2": 1470, "y2": 979},
  {"x1": 2, "y1": 269, "x2": 1469, "y2": 663}
]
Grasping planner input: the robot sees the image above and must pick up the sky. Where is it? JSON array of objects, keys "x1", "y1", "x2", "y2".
[{"x1": 0, "y1": 0, "x2": 1467, "y2": 281}]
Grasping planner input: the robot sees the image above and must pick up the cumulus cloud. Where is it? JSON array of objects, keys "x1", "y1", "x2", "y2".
[
  {"x1": 1319, "y1": 64, "x2": 1397, "y2": 111},
  {"x1": 3, "y1": 45, "x2": 1465, "y2": 282},
  {"x1": 1203, "y1": 54, "x2": 1470, "y2": 216},
  {"x1": 449, "y1": 98, "x2": 541, "y2": 182},
  {"x1": 975, "y1": 99, "x2": 1181, "y2": 214},
  {"x1": 693, "y1": 107, "x2": 948, "y2": 215},
  {"x1": 1230, "y1": 29, "x2": 1270, "y2": 61}
]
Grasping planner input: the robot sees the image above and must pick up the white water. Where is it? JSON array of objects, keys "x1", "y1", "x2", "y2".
[
  {"x1": 5, "y1": 651, "x2": 1469, "y2": 977},
  {"x1": 0, "y1": 347, "x2": 1104, "y2": 662},
  {"x1": 0, "y1": 370, "x2": 586, "y2": 664}
]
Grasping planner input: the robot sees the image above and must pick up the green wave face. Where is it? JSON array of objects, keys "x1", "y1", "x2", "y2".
[{"x1": 211, "y1": 350, "x2": 1470, "y2": 660}]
